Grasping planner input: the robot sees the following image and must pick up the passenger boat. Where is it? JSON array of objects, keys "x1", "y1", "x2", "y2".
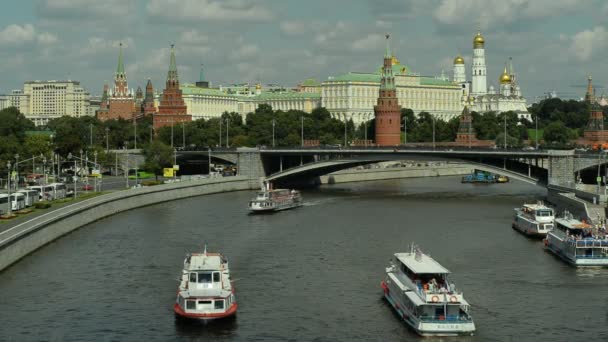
[
  {"x1": 380, "y1": 245, "x2": 475, "y2": 336},
  {"x1": 512, "y1": 201, "x2": 555, "y2": 237},
  {"x1": 173, "y1": 247, "x2": 237, "y2": 321},
  {"x1": 544, "y1": 211, "x2": 608, "y2": 266},
  {"x1": 248, "y1": 187, "x2": 302, "y2": 213}
]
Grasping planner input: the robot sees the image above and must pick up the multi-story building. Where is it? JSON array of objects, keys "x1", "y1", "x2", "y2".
[
  {"x1": 322, "y1": 56, "x2": 462, "y2": 125},
  {"x1": 3, "y1": 80, "x2": 90, "y2": 126}
]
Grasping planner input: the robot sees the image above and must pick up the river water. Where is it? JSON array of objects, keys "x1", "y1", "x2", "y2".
[{"x1": 1, "y1": 176, "x2": 607, "y2": 342}]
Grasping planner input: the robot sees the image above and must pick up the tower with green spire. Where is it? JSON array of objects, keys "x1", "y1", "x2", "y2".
[
  {"x1": 196, "y1": 63, "x2": 210, "y2": 88},
  {"x1": 113, "y1": 42, "x2": 130, "y2": 98},
  {"x1": 374, "y1": 34, "x2": 401, "y2": 146},
  {"x1": 155, "y1": 44, "x2": 190, "y2": 130}
]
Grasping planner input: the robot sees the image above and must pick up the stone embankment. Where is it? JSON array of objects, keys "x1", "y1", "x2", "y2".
[{"x1": 0, "y1": 176, "x2": 251, "y2": 271}]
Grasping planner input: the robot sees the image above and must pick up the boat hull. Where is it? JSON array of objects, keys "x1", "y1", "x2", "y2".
[
  {"x1": 249, "y1": 201, "x2": 302, "y2": 213},
  {"x1": 545, "y1": 239, "x2": 608, "y2": 267},
  {"x1": 173, "y1": 303, "x2": 238, "y2": 321},
  {"x1": 381, "y1": 281, "x2": 475, "y2": 337}
]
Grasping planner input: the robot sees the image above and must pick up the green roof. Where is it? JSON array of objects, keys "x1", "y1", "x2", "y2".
[
  {"x1": 420, "y1": 77, "x2": 454, "y2": 86},
  {"x1": 117, "y1": 43, "x2": 125, "y2": 74},
  {"x1": 251, "y1": 91, "x2": 320, "y2": 100},
  {"x1": 300, "y1": 78, "x2": 320, "y2": 87},
  {"x1": 328, "y1": 72, "x2": 380, "y2": 83},
  {"x1": 181, "y1": 84, "x2": 233, "y2": 97},
  {"x1": 180, "y1": 84, "x2": 320, "y2": 100}
]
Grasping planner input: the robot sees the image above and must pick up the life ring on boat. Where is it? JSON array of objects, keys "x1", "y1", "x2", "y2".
[
  {"x1": 543, "y1": 239, "x2": 548, "y2": 247},
  {"x1": 431, "y1": 295, "x2": 440, "y2": 303},
  {"x1": 450, "y1": 295, "x2": 458, "y2": 303}
]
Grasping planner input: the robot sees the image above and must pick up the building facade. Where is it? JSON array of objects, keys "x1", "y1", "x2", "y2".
[
  {"x1": 153, "y1": 45, "x2": 191, "y2": 130},
  {"x1": 98, "y1": 43, "x2": 136, "y2": 121},
  {"x1": 2, "y1": 80, "x2": 90, "y2": 126},
  {"x1": 454, "y1": 32, "x2": 531, "y2": 121}
]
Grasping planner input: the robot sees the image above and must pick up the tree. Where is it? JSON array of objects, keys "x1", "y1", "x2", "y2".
[
  {"x1": 543, "y1": 121, "x2": 575, "y2": 146},
  {"x1": 24, "y1": 135, "x2": 53, "y2": 158},
  {"x1": 0, "y1": 107, "x2": 34, "y2": 141},
  {"x1": 142, "y1": 141, "x2": 174, "y2": 179}
]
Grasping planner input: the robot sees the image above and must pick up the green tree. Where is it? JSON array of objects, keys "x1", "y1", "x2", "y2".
[
  {"x1": 0, "y1": 107, "x2": 34, "y2": 141},
  {"x1": 142, "y1": 141, "x2": 174, "y2": 179},
  {"x1": 24, "y1": 135, "x2": 53, "y2": 157},
  {"x1": 543, "y1": 121, "x2": 576, "y2": 146}
]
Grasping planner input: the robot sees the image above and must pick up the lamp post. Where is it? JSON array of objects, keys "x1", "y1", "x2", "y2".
[
  {"x1": 42, "y1": 156, "x2": 47, "y2": 185},
  {"x1": 597, "y1": 150, "x2": 603, "y2": 197},
  {"x1": 7, "y1": 161, "x2": 12, "y2": 217},
  {"x1": 89, "y1": 123, "x2": 93, "y2": 147},
  {"x1": 432, "y1": 115, "x2": 436, "y2": 150},
  {"x1": 301, "y1": 114, "x2": 304, "y2": 147},
  {"x1": 535, "y1": 113, "x2": 539, "y2": 150},
  {"x1": 170, "y1": 121, "x2": 174, "y2": 148},
  {"x1": 344, "y1": 116, "x2": 347, "y2": 148},
  {"x1": 404, "y1": 114, "x2": 407, "y2": 145},
  {"x1": 173, "y1": 148, "x2": 177, "y2": 180},
  {"x1": 182, "y1": 122, "x2": 186, "y2": 149},
  {"x1": 149, "y1": 125, "x2": 153, "y2": 144},
  {"x1": 208, "y1": 147, "x2": 212, "y2": 176},
  {"x1": 14, "y1": 154, "x2": 19, "y2": 189},
  {"x1": 219, "y1": 118, "x2": 222, "y2": 148},
  {"x1": 105, "y1": 127, "x2": 110, "y2": 152},
  {"x1": 124, "y1": 141, "x2": 129, "y2": 188},
  {"x1": 85, "y1": 156, "x2": 89, "y2": 194},
  {"x1": 503, "y1": 113, "x2": 507, "y2": 150},
  {"x1": 134, "y1": 120, "x2": 137, "y2": 150},
  {"x1": 272, "y1": 117, "x2": 276, "y2": 148},
  {"x1": 225, "y1": 118, "x2": 230, "y2": 148},
  {"x1": 94, "y1": 151, "x2": 98, "y2": 192},
  {"x1": 364, "y1": 115, "x2": 368, "y2": 147},
  {"x1": 68, "y1": 153, "x2": 77, "y2": 199}
]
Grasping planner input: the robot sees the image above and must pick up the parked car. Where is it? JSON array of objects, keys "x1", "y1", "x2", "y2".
[{"x1": 82, "y1": 184, "x2": 93, "y2": 191}]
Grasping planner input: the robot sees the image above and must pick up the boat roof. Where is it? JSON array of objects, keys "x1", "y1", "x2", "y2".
[
  {"x1": 395, "y1": 252, "x2": 450, "y2": 274},
  {"x1": 522, "y1": 203, "x2": 552, "y2": 211},
  {"x1": 186, "y1": 253, "x2": 224, "y2": 271},
  {"x1": 555, "y1": 217, "x2": 591, "y2": 230}
]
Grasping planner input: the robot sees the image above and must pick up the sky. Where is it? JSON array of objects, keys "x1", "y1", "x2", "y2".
[{"x1": 0, "y1": 0, "x2": 607, "y2": 102}]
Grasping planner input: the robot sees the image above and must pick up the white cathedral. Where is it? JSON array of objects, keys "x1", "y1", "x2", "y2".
[{"x1": 453, "y1": 31, "x2": 531, "y2": 121}]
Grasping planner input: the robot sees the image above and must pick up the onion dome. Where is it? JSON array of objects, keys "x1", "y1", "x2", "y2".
[
  {"x1": 255, "y1": 83, "x2": 261, "y2": 90},
  {"x1": 473, "y1": 32, "x2": 485, "y2": 48},
  {"x1": 499, "y1": 66, "x2": 511, "y2": 84},
  {"x1": 454, "y1": 55, "x2": 465, "y2": 65}
]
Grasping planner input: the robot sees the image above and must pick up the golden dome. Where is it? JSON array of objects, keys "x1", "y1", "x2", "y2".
[
  {"x1": 499, "y1": 67, "x2": 511, "y2": 84},
  {"x1": 391, "y1": 56, "x2": 400, "y2": 65},
  {"x1": 473, "y1": 32, "x2": 485, "y2": 48},
  {"x1": 454, "y1": 55, "x2": 465, "y2": 64},
  {"x1": 255, "y1": 83, "x2": 261, "y2": 90}
]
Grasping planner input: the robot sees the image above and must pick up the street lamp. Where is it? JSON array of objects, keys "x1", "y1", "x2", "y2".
[
  {"x1": 272, "y1": 117, "x2": 276, "y2": 148},
  {"x1": 149, "y1": 125, "x2": 153, "y2": 144},
  {"x1": 364, "y1": 114, "x2": 369, "y2": 147},
  {"x1": 301, "y1": 114, "x2": 304, "y2": 147},
  {"x1": 432, "y1": 115, "x2": 436, "y2": 150},
  {"x1": 403, "y1": 114, "x2": 407, "y2": 146},
  {"x1": 89, "y1": 123, "x2": 93, "y2": 147},
  {"x1": 14, "y1": 153, "x2": 19, "y2": 189},
  {"x1": 42, "y1": 155, "x2": 47, "y2": 185},
  {"x1": 105, "y1": 127, "x2": 110, "y2": 152},
  {"x1": 503, "y1": 113, "x2": 507, "y2": 150},
  {"x1": 534, "y1": 113, "x2": 539, "y2": 150},
  {"x1": 68, "y1": 153, "x2": 77, "y2": 199},
  {"x1": 182, "y1": 122, "x2": 186, "y2": 149},
  {"x1": 344, "y1": 115, "x2": 347, "y2": 148},
  {"x1": 225, "y1": 118, "x2": 230, "y2": 148},
  {"x1": 219, "y1": 117, "x2": 222, "y2": 148},
  {"x1": 124, "y1": 141, "x2": 129, "y2": 188},
  {"x1": 170, "y1": 120, "x2": 174, "y2": 148},
  {"x1": 7, "y1": 161, "x2": 12, "y2": 217},
  {"x1": 85, "y1": 156, "x2": 89, "y2": 194},
  {"x1": 94, "y1": 151, "x2": 98, "y2": 192},
  {"x1": 134, "y1": 120, "x2": 138, "y2": 150}
]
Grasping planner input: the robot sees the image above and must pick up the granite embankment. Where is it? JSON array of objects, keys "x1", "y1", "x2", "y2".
[{"x1": 0, "y1": 176, "x2": 252, "y2": 271}]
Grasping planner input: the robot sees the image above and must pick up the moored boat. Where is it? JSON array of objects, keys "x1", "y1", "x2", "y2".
[
  {"x1": 381, "y1": 245, "x2": 475, "y2": 336},
  {"x1": 174, "y1": 247, "x2": 237, "y2": 321},
  {"x1": 544, "y1": 211, "x2": 608, "y2": 267},
  {"x1": 248, "y1": 187, "x2": 302, "y2": 213},
  {"x1": 512, "y1": 201, "x2": 554, "y2": 237}
]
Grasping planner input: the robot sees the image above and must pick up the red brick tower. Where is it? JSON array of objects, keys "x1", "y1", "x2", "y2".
[
  {"x1": 374, "y1": 35, "x2": 401, "y2": 146},
  {"x1": 153, "y1": 45, "x2": 191, "y2": 130},
  {"x1": 582, "y1": 76, "x2": 608, "y2": 142},
  {"x1": 143, "y1": 78, "x2": 156, "y2": 116},
  {"x1": 100, "y1": 43, "x2": 135, "y2": 121}
]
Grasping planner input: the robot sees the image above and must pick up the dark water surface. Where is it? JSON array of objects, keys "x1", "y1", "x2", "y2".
[{"x1": 2, "y1": 176, "x2": 608, "y2": 342}]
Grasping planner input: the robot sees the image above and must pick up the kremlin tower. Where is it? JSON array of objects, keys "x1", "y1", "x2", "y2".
[
  {"x1": 142, "y1": 78, "x2": 156, "y2": 116},
  {"x1": 153, "y1": 45, "x2": 191, "y2": 130},
  {"x1": 374, "y1": 35, "x2": 401, "y2": 146},
  {"x1": 578, "y1": 75, "x2": 608, "y2": 146}
]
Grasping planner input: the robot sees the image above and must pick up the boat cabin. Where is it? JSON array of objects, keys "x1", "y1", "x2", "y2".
[
  {"x1": 555, "y1": 214, "x2": 608, "y2": 259},
  {"x1": 521, "y1": 203, "x2": 554, "y2": 223}
]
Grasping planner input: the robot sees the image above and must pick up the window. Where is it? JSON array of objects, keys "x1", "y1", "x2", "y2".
[
  {"x1": 214, "y1": 300, "x2": 224, "y2": 310},
  {"x1": 213, "y1": 272, "x2": 220, "y2": 282},
  {"x1": 199, "y1": 300, "x2": 212, "y2": 305},
  {"x1": 198, "y1": 272, "x2": 212, "y2": 283},
  {"x1": 186, "y1": 300, "x2": 196, "y2": 309}
]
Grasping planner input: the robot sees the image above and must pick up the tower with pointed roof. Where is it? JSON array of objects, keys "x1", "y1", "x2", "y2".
[
  {"x1": 374, "y1": 34, "x2": 401, "y2": 146},
  {"x1": 143, "y1": 78, "x2": 156, "y2": 116},
  {"x1": 99, "y1": 43, "x2": 136, "y2": 121},
  {"x1": 585, "y1": 76, "x2": 604, "y2": 132},
  {"x1": 153, "y1": 45, "x2": 191, "y2": 130},
  {"x1": 455, "y1": 98, "x2": 477, "y2": 147}
]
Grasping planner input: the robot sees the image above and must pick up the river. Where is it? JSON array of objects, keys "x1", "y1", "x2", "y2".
[{"x1": 1, "y1": 176, "x2": 607, "y2": 341}]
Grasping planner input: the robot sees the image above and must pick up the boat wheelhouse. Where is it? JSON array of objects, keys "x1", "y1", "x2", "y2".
[
  {"x1": 544, "y1": 211, "x2": 608, "y2": 266},
  {"x1": 512, "y1": 201, "x2": 554, "y2": 237},
  {"x1": 174, "y1": 248, "x2": 237, "y2": 321},
  {"x1": 248, "y1": 188, "x2": 302, "y2": 213},
  {"x1": 381, "y1": 246, "x2": 475, "y2": 336}
]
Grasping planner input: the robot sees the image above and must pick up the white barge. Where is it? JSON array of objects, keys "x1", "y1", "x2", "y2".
[
  {"x1": 248, "y1": 188, "x2": 302, "y2": 213},
  {"x1": 544, "y1": 211, "x2": 608, "y2": 266},
  {"x1": 174, "y1": 247, "x2": 237, "y2": 320},
  {"x1": 512, "y1": 201, "x2": 554, "y2": 237},
  {"x1": 381, "y1": 246, "x2": 475, "y2": 336}
]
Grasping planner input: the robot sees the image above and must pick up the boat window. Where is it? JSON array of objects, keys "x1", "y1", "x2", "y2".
[
  {"x1": 198, "y1": 272, "x2": 212, "y2": 283},
  {"x1": 214, "y1": 299, "x2": 224, "y2": 309},
  {"x1": 189, "y1": 273, "x2": 197, "y2": 282},
  {"x1": 213, "y1": 272, "x2": 220, "y2": 282},
  {"x1": 199, "y1": 300, "x2": 212, "y2": 305},
  {"x1": 537, "y1": 210, "x2": 553, "y2": 217},
  {"x1": 186, "y1": 300, "x2": 196, "y2": 309}
]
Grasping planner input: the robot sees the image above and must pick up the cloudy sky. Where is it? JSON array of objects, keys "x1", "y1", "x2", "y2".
[{"x1": 0, "y1": 0, "x2": 606, "y2": 102}]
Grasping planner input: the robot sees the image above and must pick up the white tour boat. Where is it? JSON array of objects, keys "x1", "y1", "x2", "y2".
[
  {"x1": 381, "y1": 245, "x2": 475, "y2": 337},
  {"x1": 544, "y1": 211, "x2": 608, "y2": 266},
  {"x1": 174, "y1": 247, "x2": 237, "y2": 321},
  {"x1": 512, "y1": 201, "x2": 555, "y2": 237},
  {"x1": 248, "y1": 186, "x2": 302, "y2": 213}
]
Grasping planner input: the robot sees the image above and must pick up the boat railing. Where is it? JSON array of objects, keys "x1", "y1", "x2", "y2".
[
  {"x1": 571, "y1": 239, "x2": 608, "y2": 248},
  {"x1": 414, "y1": 285, "x2": 463, "y2": 303},
  {"x1": 418, "y1": 314, "x2": 473, "y2": 323}
]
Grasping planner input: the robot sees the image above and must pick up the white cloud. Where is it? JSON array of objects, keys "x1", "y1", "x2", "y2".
[
  {"x1": 568, "y1": 26, "x2": 608, "y2": 62},
  {"x1": 280, "y1": 21, "x2": 309, "y2": 36},
  {"x1": 0, "y1": 24, "x2": 58, "y2": 46},
  {"x1": 146, "y1": 0, "x2": 273, "y2": 22},
  {"x1": 350, "y1": 33, "x2": 385, "y2": 52},
  {"x1": 38, "y1": 0, "x2": 134, "y2": 19},
  {"x1": 433, "y1": 0, "x2": 580, "y2": 29},
  {"x1": 179, "y1": 30, "x2": 209, "y2": 45}
]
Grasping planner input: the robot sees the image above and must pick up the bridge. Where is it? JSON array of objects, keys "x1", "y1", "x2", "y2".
[{"x1": 176, "y1": 147, "x2": 608, "y2": 189}]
